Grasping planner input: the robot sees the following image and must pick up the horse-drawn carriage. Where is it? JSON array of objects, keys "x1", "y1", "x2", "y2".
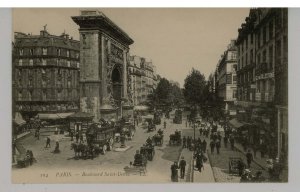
[
  {"x1": 153, "y1": 111, "x2": 161, "y2": 125},
  {"x1": 152, "y1": 129, "x2": 164, "y2": 146},
  {"x1": 124, "y1": 150, "x2": 148, "y2": 176},
  {"x1": 71, "y1": 122, "x2": 115, "y2": 159},
  {"x1": 169, "y1": 131, "x2": 182, "y2": 145},
  {"x1": 173, "y1": 110, "x2": 183, "y2": 124},
  {"x1": 140, "y1": 145, "x2": 155, "y2": 161}
]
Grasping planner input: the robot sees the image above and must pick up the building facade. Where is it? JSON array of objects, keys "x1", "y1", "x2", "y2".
[
  {"x1": 215, "y1": 40, "x2": 238, "y2": 114},
  {"x1": 235, "y1": 8, "x2": 288, "y2": 160},
  {"x1": 128, "y1": 55, "x2": 157, "y2": 106},
  {"x1": 13, "y1": 28, "x2": 80, "y2": 120}
]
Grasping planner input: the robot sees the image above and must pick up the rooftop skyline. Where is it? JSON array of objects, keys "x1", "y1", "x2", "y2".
[{"x1": 13, "y1": 8, "x2": 250, "y2": 87}]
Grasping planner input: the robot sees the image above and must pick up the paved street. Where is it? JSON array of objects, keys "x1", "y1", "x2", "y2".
[{"x1": 12, "y1": 112, "x2": 192, "y2": 183}]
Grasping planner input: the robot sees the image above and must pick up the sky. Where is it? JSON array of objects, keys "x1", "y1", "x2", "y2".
[{"x1": 13, "y1": 8, "x2": 250, "y2": 87}]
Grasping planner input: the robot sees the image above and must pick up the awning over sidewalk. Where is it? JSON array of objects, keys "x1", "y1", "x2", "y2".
[
  {"x1": 37, "y1": 113, "x2": 61, "y2": 120},
  {"x1": 56, "y1": 112, "x2": 74, "y2": 119},
  {"x1": 134, "y1": 105, "x2": 149, "y2": 111},
  {"x1": 14, "y1": 112, "x2": 26, "y2": 125},
  {"x1": 229, "y1": 118, "x2": 247, "y2": 129}
]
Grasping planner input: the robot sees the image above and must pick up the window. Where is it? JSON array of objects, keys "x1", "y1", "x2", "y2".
[
  {"x1": 18, "y1": 59, "x2": 23, "y2": 66},
  {"x1": 42, "y1": 48, "x2": 47, "y2": 55},
  {"x1": 42, "y1": 59, "x2": 46, "y2": 66},
  {"x1": 257, "y1": 53, "x2": 261, "y2": 65},
  {"x1": 245, "y1": 53, "x2": 248, "y2": 65},
  {"x1": 18, "y1": 91, "x2": 22, "y2": 100},
  {"x1": 28, "y1": 79, "x2": 32, "y2": 87},
  {"x1": 29, "y1": 59, "x2": 33, "y2": 66},
  {"x1": 67, "y1": 61, "x2": 71, "y2": 67},
  {"x1": 263, "y1": 27, "x2": 267, "y2": 43},
  {"x1": 67, "y1": 80, "x2": 71, "y2": 88},
  {"x1": 57, "y1": 90, "x2": 61, "y2": 100},
  {"x1": 57, "y1": 49, "x2": 61, "y2": 56},
  {"x1": 28, "y1": 91, "x2": 32, "y2": 101},
  {"x1": 269, "y1": 21, "x2": 273, "y2": 39},
  {"x1": 75, "y1": 52, "x2": 79, "y2": 59},
  {"x1": 42, "y1": 91, "x2": 47, "y2": 100},
  {"x1": 276, "y1": 40, "x2": 282, "y2": 58},
  {"x1": 226, "y1": 74, "x2": 232, "y2": 84},
  {"x1": 76, "y1": 62, "x2": 80, "y2": 68},
  {"x1": 67, "y1": 50, "x2": 70, "y2": 57},
  {"x1": 30, "y1": 49, "x2": 34, "y2": 55},
  {"x1": 251, "y1": 33, "x2": 253, "y2": 44},
  {"x1": 250, "y1": 49, "x2": 253, "y2": 64},
  {"x1": 269, "y1": 45, "x2": 273, "y2": 70},
  {"x1": 257, "y1": 32, "x2": 261, "y2": 47},
  {"x1": 233, "y1": 75, "x2": 237, "y2": 82},
  {"x1": 41, "y1": 69, "x2": 46, "y2": 74},
  {"x1": 19, "y1": 49, "x2": 23, "y2": 56},
  {"x1": 233, "y1": 90, "x2": 237, "y2": 98},
  {"x1": 42, "y1": 79, "x2": 46, "y2": 87}
]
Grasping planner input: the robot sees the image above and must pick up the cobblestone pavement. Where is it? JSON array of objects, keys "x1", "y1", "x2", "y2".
[{"x1": 12, "y1": 111, "x2": 193, "y2": 183}]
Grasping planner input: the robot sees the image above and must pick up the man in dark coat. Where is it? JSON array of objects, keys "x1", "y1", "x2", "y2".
[
  {"x1": 202, "y1": 139, "x2": 207, "y2": 153},
  {"x1": 182, "y1": 136, "x2": 187, "y2": 148},
  {"x1": 45, "y1": 137, "x2": 51, "y2": 148},
  {"x1": 171, "y1": 161, "x2": 179, "y2": 182},
  {"x1": 179, "y1": 156, "x2": 187, "y2": 179},
  {"x1": 246, "y1": 149, "x2": 253, "y2": 168},
  {"x1": 216, "y1": 139, "x2": 221, "y2": 154},
  {"x1": 224, "y1": 135, "x2": 228, "y2": 148},
  {"x1": 210, "y1": 140, "x2": 215, "y2": 154},
  {"x1": 229, "y1": 135, "x2": 235, "y2": 150},
  {"x1": 196, "y1": 153, "x2": 203, "y2": 172},
  {"x1": 75, "y1": 131, "x2": 79, "y2": 143}
]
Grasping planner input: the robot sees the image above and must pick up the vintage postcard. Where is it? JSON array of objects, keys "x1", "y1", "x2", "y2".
[{"x1": 11, "y1": 8, "x2": 288, "y2": 183}]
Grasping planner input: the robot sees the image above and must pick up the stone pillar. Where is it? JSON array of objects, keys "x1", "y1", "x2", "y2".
[{"x1": 123, "y1": 50, "x2": 128, "y2": 99}]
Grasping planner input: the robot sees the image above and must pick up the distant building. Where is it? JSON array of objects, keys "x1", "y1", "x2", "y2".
[
  {"x1": 128, "y1": 55, "x2": 157, "y2": 105},
  {"x1": 215, "y1": 40, "x2": 238, "y2": 114},
  {"x1": 13, "y1": 28, "x2": 80, "y2": 120}
]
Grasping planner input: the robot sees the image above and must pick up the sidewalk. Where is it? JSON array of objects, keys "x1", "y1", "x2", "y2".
[
  {"x1": 178, "y1": 148, "x2": 215, "y2": 183},
  {"x1": 234, "y1": 142, "x2": 288, "y2": 182},
  {"x1": 193, "y1": 152, "x2": 215, "y2": 183}
]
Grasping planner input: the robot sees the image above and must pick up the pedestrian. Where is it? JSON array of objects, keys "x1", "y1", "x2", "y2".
[
  {"x1": 216, "y1": 139, "x2": 221, "y2": 154},
  {"x1": 36, "y1": 130, "x2": 40, "y2": 140},
  {"x1": 182, "y1": 136, "x2": 187, "y2": 148},
  {"x1": 80, "y1": 134, "x2": 83, "y2": 143},
  {"x1": 210, "y1": 140, "x2": 215, "y2": 154},
  {"x1": 164, "y1": 121, "x2": 167, "y2": 129},
  {"x1": 75, "y1": 131, "x2": 79, "y2": 143},
  {"x1": 199, "y1": 128, "x2": 203, "y2": 136},
  {"x1": 202, "y1": 139, "x2": 207, "y2": 153},
  {"x1": 185, "y1": 120, "x2": 188, "y2": 127},
  {"x1": 187, "y1": 136, "x2": 191, "y2": 149},
  {"x1": 224, "y1": 135, "x2": 228, "y2": 148},
  {"x1": 230, "y1": 135, "x2": 235, "y2": 150},
  {"x1": 246, "y1": 149, "x2": 253, "y2": 168},
  {"x1": 237, "y1": 160, "x2": 246, "y2": 176},
  {"x1": 45, "y1": 137, "x2": 51, "y2": 148},
  {"x1": 196, "y1": 154, "x2": 203, "y2": 172},
  {"x1": 54, "y1": 141, "x2": 60, "y2": 153},
  {"x1": 179, "y1": 156, "x2": 187, "y2": 179},
  {"x1": 253, "y1": 145, "x2": 257, "y2": 158},
  {"x1": 70, "y1": 130, "x2": 74, "y2": 141},
  {"x1": 171, "y1": 161, "x2": 179, "y2": 182}
]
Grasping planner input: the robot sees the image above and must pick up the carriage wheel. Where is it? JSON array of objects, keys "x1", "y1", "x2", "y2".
[{"x1": 102, "y1": 145, "x2": 107, "y2": 154}]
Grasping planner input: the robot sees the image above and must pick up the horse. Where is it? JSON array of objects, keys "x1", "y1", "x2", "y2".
[{"x1": 70, "y1": 143, "x2": 89, "y2": 159}]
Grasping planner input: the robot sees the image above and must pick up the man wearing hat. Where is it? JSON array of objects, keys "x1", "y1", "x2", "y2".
[{"x1": 179, "y1": 156, "x2": 187, "y2": 179}]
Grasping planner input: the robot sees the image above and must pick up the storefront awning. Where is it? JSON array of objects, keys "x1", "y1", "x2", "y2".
[
  {"x1": 37, "y1": 113, "x2": 61, "y2": 120},
  {"x1": 134, "y1": 105, "x2": 149, "y2": 111},
  {"x1": 229, "y1": 118, "x2": 247, "y2": 129},
  {"x1": 14, "y1": 112, "x2": 26, "y2": 125},
  {"x1": 57, "y1": 112, "x2": 74, "y2": 119}
]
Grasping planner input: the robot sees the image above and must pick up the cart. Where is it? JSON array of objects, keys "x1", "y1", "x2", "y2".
[{"x1": 229, "y1": 157, "x2": 243, "y2": 174}]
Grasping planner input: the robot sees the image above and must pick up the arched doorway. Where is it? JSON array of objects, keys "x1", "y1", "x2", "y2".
[{"x1": 111, "y1": 66, "x2": 122, "y2": 104}]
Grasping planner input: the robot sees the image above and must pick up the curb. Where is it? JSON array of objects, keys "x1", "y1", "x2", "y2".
[
  {"x1": 206, "y1": 150, "x2": 217, "y2": 182},
  {"x1": 234, "y1": 146, "x2": 266, "y2": 170}
]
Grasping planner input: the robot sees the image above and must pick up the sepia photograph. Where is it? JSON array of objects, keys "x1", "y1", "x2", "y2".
[{"x1": 11, "y1": 8, "x2": 288, "y2": 184}]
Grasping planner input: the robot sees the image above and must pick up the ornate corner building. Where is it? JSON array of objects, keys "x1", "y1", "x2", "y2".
[
  {"x1": 12, "y1": 29, "x2": 80, "y2": 120},
  {"x1": 235, "y1": 8, "x2": 288, "y2": 160}
]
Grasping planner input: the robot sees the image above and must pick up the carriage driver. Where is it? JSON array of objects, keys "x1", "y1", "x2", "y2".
[
  {"x1": 158, "y1": 129, "x2": 163, "y2": 136},
  {"x1": 146, "y1": 136, "x2": 152, "y2": 146},
  {"x1": 133, "y1": 150, "x2": 143, "y2": 166}
]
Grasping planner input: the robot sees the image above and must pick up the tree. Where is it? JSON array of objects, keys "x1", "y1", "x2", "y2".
[
  {"x1": 183, "y1": 68, "x2": 206, "y2": 106},
  {"x1": 155, "y1": 78, "x2": 171, "y2": 105}
]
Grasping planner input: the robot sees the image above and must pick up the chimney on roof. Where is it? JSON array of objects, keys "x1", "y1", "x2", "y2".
[{"x1": 40, "y1": 24, "x2": 49, "y2": 37}]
